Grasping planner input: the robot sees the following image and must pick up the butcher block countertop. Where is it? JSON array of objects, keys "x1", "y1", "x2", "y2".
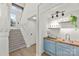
[{"x1": 44, "y1": 37, "x2": 79, "y2": 47}]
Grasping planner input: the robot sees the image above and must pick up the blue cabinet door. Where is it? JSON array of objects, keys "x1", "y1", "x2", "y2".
[
  {"x1": 56, "y1": 43, "x2": 63, "y2": 56},
  {"x1": 74, "y1": 46, "x2": 79, "y2": 56},
  {"x1": 44, "y1": 39, "x2": 56, "y2": 55},
  {"x1": 56, "y1": 42, "x2": 74, "y2": 56},
  {"x1": 61, "y1": 44, "x2": 74, "y2": 56}
]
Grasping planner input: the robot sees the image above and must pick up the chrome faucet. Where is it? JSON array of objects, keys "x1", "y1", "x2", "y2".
[{"x1": 65, "y1": 33, "x2": 70, "y2": 40}]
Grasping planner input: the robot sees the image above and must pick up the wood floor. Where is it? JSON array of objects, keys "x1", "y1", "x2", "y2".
[
  {"x1": 42, "y1": 52, "x2": 49, "y2": 56},
  {"x1": 9, "y1": 44, "x2": 36, "y2": 56}
]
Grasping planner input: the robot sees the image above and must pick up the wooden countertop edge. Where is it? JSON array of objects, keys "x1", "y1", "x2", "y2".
[{"x1": 44, "y1": 37, "x2": 79, "y2": 47}]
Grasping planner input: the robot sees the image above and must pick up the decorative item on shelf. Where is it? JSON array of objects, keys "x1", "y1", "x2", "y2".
[{"x1": 69, "y1": 15, "x2": 77, "y2": 30}]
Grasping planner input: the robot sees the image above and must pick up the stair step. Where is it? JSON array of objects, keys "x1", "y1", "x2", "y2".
[{"x1": 9, "y1": 29, "x2": 26, "y2": 52}]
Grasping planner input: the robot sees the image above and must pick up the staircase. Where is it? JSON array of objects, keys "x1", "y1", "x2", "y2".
[{"x1": 9, "y1": 29, "x2": 26, "y2": 52}]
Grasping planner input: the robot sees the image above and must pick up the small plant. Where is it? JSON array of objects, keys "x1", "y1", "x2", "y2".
[{"x1": 69, "y1": 15, "x2": 77, "y2": 30}]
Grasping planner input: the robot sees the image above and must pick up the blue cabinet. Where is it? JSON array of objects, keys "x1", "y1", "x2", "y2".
[
  {"x1": 44, "y1": 39, "x2": 56, "y2": 55},
  {"x1": 44, "y1": 39, "x2": 79, "y2": 56}
]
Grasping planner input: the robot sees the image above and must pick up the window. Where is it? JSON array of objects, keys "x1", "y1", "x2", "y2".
[{"x1": 10, "y1": 3, "x2": 23, "y2": 26}]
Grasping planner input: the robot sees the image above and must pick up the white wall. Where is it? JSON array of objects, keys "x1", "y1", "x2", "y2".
[
  {"x1": 21, "y1": 20, "x2": 36, "y2": 47},
  {"x1": 38, "y1": 6, "x2": 50, "y2": 55},
  {"x1": 0, "y1": 3, "x2": 10, "y2": 56},
  {"x1": 21, "y1": 3, "x2": 38, "y2": 24},
  {"x1": 38, "y1": 14, "x2": 48, "y2": 55},
  {"x1": 21, "y1": 3, "x2": 38, "y2": 47}
]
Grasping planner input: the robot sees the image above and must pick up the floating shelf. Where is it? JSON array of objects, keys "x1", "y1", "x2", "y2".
[
  {"x1": 48, "y1": 28, "x2": 60, "y2": 29},
  {"x1": 48, "y1": 24, "x2": 61, "y2": 29},
  {"x1": 59, "y1": 20, "x2": 71, "y2": 23},
  {"x1": 60, "y1": 21, "x2": 71, "y2": 23}
]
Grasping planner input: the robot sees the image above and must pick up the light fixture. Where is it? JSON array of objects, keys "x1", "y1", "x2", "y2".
[
  {"x1": 62, "y1": 11, "x2": 64, "y2": 16},
  {"x1": 52, "y1": 15, "x2": 54, "y2": 18},
  {"x1": 56, "y1": 14, "x2": 58, "y2": 17},
  {"x1": 56, "y1": 11, "x2": 59, "y2": 17},
  {"x1": 62, "y1": 12, "x2": 64, "y2": 16},
  {"x1": 56, "y1": 11, "x2": 59, "y2": 14},
  {"x1": 51, "y1": 11, "x2": 65, "y2": 19}
]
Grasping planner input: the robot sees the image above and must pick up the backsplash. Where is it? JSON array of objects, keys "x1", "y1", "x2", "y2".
[
  {"x1": 48, "y1": 28, "x2": 79, "y2": 40},
  {"x1": 58, "y1": 28, "x2": 79, "y2": 40},
  {"x1": 47, "y1": 28, "x2": 60, "y2": 38}
]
